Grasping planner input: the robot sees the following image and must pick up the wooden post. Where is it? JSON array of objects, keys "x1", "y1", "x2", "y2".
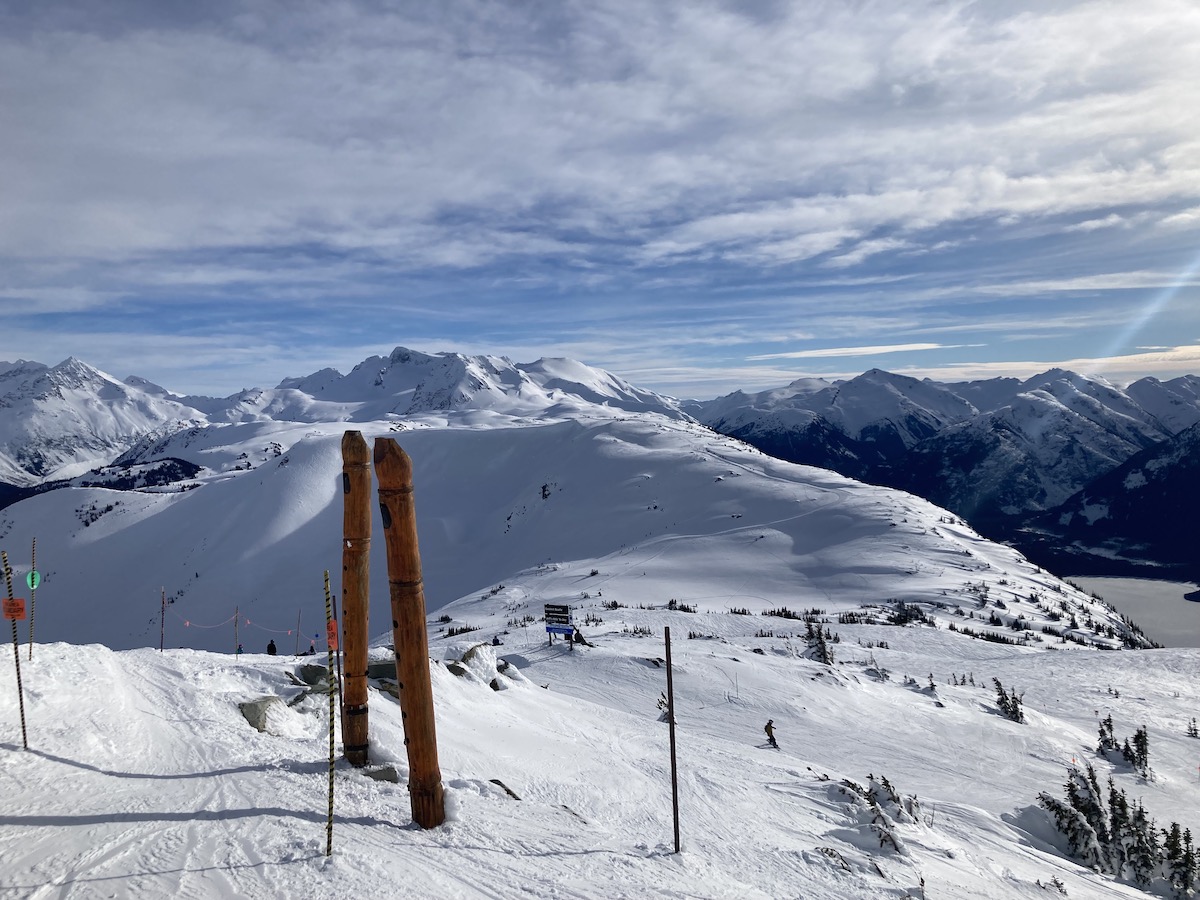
[
  {"x1": 341, "y1": 429, "x2": 372, "y2": 767},
  {"x1": 374, "y1": 438, "x2": 445, "y2": 829},
  {"x1": 665, "y1": 626, "x2": 681, "y2": 853}
]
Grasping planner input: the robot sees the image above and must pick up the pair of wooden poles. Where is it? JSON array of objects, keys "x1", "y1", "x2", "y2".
[{"x1": 340, "y1": 432, "x2": 444, "y2": 829}]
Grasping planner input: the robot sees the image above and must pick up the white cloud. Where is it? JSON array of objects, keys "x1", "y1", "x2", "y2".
[
  {"x1": 747, "y1": 342, "x2": 957, "y2": 362},
  {"x1": 1, "y1": 0, "x2": 1198, "y2": 270}
]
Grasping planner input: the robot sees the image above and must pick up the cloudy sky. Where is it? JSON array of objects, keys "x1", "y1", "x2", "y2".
[{"x1": 3, "y1": 0, "x2": 1200, "y2": 398}]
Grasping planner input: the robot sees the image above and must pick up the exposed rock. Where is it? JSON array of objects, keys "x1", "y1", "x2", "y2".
[{"x1": 239, "y1": 696, "x2": 287, "y2": 733}]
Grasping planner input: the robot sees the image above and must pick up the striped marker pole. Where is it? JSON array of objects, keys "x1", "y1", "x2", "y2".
[
  {"x1": 26, "y1": 538, "x2": 36, "y2": 660},
  {"x1": 2, "y1": 552, "x2": 28, "y2": 750},
  {"x1": 325, "y1": 570, "x2": 336, "y2": 857}
]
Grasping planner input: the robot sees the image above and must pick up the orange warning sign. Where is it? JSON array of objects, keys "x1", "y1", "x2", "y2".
[
  {"x1": 326, "y1": 619, "x2": 339, "y2": 650},
  {"x1": 3, "y1": 598, "x2": 26, "y2": 620}
]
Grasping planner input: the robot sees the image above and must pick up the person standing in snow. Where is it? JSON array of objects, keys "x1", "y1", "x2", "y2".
[
  {"x1": 764, "y1": 719, "x2": 778, "y2": 748},
  {"x1": 267, "y1": 640, "x2": 277, "y2": 655}
]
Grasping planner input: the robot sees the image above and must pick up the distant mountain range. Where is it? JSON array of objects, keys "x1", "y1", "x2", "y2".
[
  {"x1": 1, "y1": 351, "x2": 1197, "y2": 581},
  {"x1": 689, "y1": 368, "x2": 1200, "y2": 579},
  {"x1": 0, "y1": 347, "x2": 682, "y2": 486}
]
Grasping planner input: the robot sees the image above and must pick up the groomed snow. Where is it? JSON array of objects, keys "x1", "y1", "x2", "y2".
[{"x1": 0, "y1": 608, "x2": 1194, "y2": 898}]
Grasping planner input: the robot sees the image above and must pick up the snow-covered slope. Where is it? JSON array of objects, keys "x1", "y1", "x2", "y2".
[
  {"x1": 0, "y1": 567, "x2": 1193, "y2": 898},
  {"x1": 0, "y1": 405, "x2": 1158, "y2": 655}
]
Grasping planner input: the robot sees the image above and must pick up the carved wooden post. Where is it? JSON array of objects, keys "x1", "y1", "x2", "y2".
[
  {"x1": 374, "y1": 438, "x2": 445, "y2": 828},
  {"x1": 341, "y1": 431, "x2": 372, "y2": 767}
]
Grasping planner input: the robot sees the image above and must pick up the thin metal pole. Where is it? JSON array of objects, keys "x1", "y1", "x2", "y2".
[
  {"x1": 295, "y1": 609, "x2": 302, "y2": 655},
  {"x1": 665, "y1": 626, "x2": 680, "y2": 853},
  {"x1": 160, "y1": 587, "x2": 165, "y2": 653},
  {"x1": 234, "y1": 605, "x2": 240, "y2": 654}
]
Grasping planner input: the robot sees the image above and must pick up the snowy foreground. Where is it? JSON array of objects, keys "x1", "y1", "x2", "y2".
[{"x1": 0, "y1": 600, "x2": 1196, "y2": 898}]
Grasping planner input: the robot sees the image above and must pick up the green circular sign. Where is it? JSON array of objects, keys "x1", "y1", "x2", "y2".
[{"x1": 26, "y1": 570, "x2": 39, "y2": 591}]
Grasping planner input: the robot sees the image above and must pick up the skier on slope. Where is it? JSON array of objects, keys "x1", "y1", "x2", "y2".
[{"x1": 764, "y1": 719, "x2": 778, "y2": 749}]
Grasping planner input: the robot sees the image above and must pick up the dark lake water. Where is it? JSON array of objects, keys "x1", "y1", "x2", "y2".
[{"x1": 1070, "y1": 577, "x2": 1200, "y2": 648}]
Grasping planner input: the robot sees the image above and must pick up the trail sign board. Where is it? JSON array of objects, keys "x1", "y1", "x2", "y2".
[
  {"x1": 326, "y1": 619, "x2": 339, "y2": 651},
  {"x1": 3, "y1": 598, "x2": 26, "y2": 620},
  {"x1": 544, "y1": 604, "x2": 571, "y2": 625},
  {"x1": 26, "y1": 571, "x2": 40, "y2": 591},
  {"x1": 546, "y1": 625, "x2": 575, "y2": 636}
]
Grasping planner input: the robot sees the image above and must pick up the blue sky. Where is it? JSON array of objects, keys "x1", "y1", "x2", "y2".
[{"x1": 3, "y1": 0, "x2": 1200, "y2": 398}]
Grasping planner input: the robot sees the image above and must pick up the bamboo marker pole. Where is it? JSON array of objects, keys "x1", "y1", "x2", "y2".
[
  {"x1": 332, "y1": 593, "x2": 344, "y2": 716},
  {"x1": 2, "y1": 552, "x2": 28, "y2": 750},
  {"x1": 324, "y1": 570, "x2": 336, "y2": 856},
  {"x1": 341, "y1": 431, "x2": 372, "y2": 767},
  {"x1": 374, "y1": 438, "x2": 445, "y2": 829}
]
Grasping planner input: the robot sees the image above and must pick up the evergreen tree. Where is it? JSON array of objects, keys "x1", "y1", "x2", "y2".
[
  {"x1": 1127, "y1": 801, "x2": 1158, "y2": 887},
  {"x1": 1107, "y1": 778, "x2": 1129, "y2": 875},
  {"x1": 993, "y1": 678, "x2": 1025, "y2": 723},
  {"x1": 1098, "y1": 715, "x2": 1118, "y2": 753},
  {"x1": 1178, "y1": 829, "x2": 1196, "y2": 896},
  {"x1": 1132, "y1": 726, "x2": 1150, "y2": 776}
]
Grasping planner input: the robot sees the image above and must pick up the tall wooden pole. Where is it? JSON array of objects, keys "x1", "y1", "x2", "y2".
[
  {"x1": 374, "y1": 438, "x2": 445, "y2": 829},
  {"x1": 341, "y1": 430, "x2": 372, "y2": 766},
  {"x1": 665, "y1": 626, "x2": 681, "y2": 853}
]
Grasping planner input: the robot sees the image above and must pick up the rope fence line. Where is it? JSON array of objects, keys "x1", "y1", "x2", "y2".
[
  {"x1": 168, "y1": 609, "x2": 238, "y2": 630},
  {"x1": 163, "y1": 603, "x2": 328, "y2": 653}
]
